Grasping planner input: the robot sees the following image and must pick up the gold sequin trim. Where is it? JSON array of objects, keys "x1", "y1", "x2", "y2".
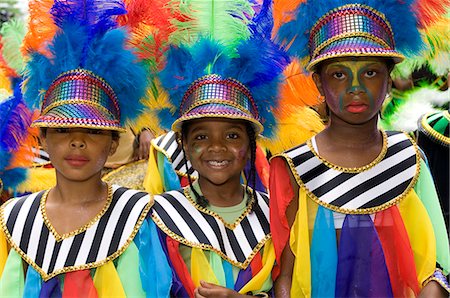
[
  {"x1": 172, "y1": 113, "x2": 264, "y2": 135},
  {"x1": 40, "y1": 184, "x2": 113, "y2": 241},
  {"x1": 420, "y1": 112, "x2": 450, "y2": 145},
  {"x1": 0, "y1": 191, "x2": 153, "y2": 281},
  {"x1": 31, "y1": 121, "x2": 126, "y2": 132},
  {"x1": 183, "y1": 186, "x2": 256, "y2": 230},
  {"x1": 275, "y1": 132, "x2": 421, "y2": 214},
  {"x1": 307, "y1": 130, "x2": 388, "y2": 173},
  {"x1": 307, "y1": 52, "x2": 404, "y2": 71},
  {"x1": 312, "y1": 32, "x2": 391, "y2": 59},
  {"x1": 422, "y1": 268, "x2": 450, "y2": 293},
  {"x1": 151, "y1": 211, "x2": 271, "y2": 270}
]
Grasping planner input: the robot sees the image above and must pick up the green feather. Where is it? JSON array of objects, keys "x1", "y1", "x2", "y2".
[
  {"x1": 169, "y1": 0, "x2": 254, "y2": 53},
  {"x1": 0, "y1": 19, "x2": 26, "y2": 75}
]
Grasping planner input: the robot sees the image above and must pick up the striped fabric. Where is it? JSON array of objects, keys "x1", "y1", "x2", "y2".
[
  {"x1": 152, "y1": 189, "x2": 270, "y2": 268},
  {"x1": 32, "y1": 147, "x2": 51, "y2": 165},
  {"x1": 152, "y1": 131, "x2": 197, "y2": 178},
  {"x1": 285, "y1": 131, "x2": 419, "y2": 212},
  {"x1": 0, "y1": 185, "x2": 150, "y2": 280}
]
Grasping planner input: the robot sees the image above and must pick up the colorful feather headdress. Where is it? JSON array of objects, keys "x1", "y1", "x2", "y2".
[
  {"x1": 22, "y1": 0, "x2": 147, "y2": 132},
  {"x1": 276, "y1": 0, "x2": 424, "y2": 71},
  {"x1": 156, "y1": 0, "x2": 290, "y2": 138}
]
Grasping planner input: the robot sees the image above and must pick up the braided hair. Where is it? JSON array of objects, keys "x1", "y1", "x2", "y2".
[{"x1": 181, "y1": 121, "x2": 258, "y2": 210}]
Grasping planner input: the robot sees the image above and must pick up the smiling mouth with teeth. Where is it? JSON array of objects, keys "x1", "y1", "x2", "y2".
[{"x1": 208, "y1": 160, "x2": 229, "y2": 166}]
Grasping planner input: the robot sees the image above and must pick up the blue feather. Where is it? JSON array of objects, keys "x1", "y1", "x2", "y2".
[
  {"x1": 158, "y1": 36, "x2": 288, "y2": 137},
  {"x1": 0, "y1": 151, "x2": 27, "y2": 191},
  {"x1": 278, "y1": 0, "x2": 423, "y2": 61},
  {"x1": 0, "y1": 85, "x2": 33, "y2": 152},
  {"x1": 249, "y1": 0, "x2": 273, "y2": 38},
  {"x1": 24, "y1": 0, "x2": 147, "y2": 125}
]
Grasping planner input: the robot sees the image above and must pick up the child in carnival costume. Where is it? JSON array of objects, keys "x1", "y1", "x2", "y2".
[
  {"x1": 271, "y1": 0, "x2": 450, "y2": 297},
  {"x1": 149, "y1": 4, "x2": 289, "y2": 292},
  {"x1": 0, "y1": 0, "x2": 172, "y2": 296}
]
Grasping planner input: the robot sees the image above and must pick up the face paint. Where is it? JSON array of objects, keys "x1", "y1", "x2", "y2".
[{"x1": 319, "y1": 58, "x2": 390, "y2": 123}]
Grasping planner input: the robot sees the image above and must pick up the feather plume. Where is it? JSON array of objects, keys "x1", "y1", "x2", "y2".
[
  {"x1": 272, "y1": 0, "x2": 305, "y2": 35},
  {"x1": 413, "y1": 0, "x2": 450, "y2": 28},
  {"x1": 23, "y1": 0, "x2": 147, "y2": 126},
  {"x1": 22, "y1": 0, "x2": 57, "y2": 55},
  {"x1": 0, "y1": 85, "x2": 35, "y2": 152},
  {"x1": 16, "y1": 167, "x2": 57, "y2": 194},
  {"x1": 169, "y1": 0, "x2": 254, "y2": 51},
  {"x1": 0, "y1": 20, "x2": 26, "y2": 77},
  {"x1": 259, "y1": 106, "x2": 324, "y2": 154}
]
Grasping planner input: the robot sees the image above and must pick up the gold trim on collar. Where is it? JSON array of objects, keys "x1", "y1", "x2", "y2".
[
  {"x1": 274, "y1": 132, "x2": 421, "y2": 214},
  {"x1": 183, "y1": 186, "x2": 255, "y2": 230},
  {"x1": 151, "y1": 213, "x2": 271, "y2": 270},
  {"x1": 0, "y1": 191, "x2": 152, "y2": 281},
  {"x1": 40, "y1": 184, "x2": 113, "y2": 241},
  {"x1": 307, "y1": 130, "x2": 388, "y2": 173},
  {"x1": 420, "y1": 112, "x2": 450, "y2": 145}
]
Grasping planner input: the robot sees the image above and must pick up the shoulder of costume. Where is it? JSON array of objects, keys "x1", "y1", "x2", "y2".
[
  {"x1": 151, "y1": 188, "x2": 270, "y2": 269},
  {"x1": 151, "y1": 131, "x2": 197, "y2": 178},
  {"x1": 272, "y1": 131, "x2": 422, "y2": 214},
  {"x1": 0, "y1": 185, "x2": 152, "y2": 281}
]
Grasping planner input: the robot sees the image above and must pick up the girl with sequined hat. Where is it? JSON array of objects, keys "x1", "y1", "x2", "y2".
[
  {"x1": 270, "y1": 0, "x2": 450, "y2": 297},
  {"x1": 0, "y1": 0, "x2": 172, "y2": 296},
  {"x1": 148, "y1": 2, "x2": 289, "y2": 293}
]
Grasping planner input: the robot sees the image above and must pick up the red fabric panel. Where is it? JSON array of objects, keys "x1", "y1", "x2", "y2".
[
  {"x1": 250, "y1": 251, "x2": 263, "y2": 277},
  {"x1": 269, "y1": 157, "x2": 295, "y2": 280},
  {"x1": 255, "y1": 145, "x2": 270, "y2": 189},
  {"x1": 375, "y1": 206, "x2": 420, "y2": 297},
  {"x1": 166, "y1": 237, "x2": 195, "y2": 297},
  {"x1": 62, "y1": 270, "x2": 98, "y2": 298}
]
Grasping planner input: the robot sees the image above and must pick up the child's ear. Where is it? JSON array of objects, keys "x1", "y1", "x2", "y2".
[
  {"x1": 312, "y1": 72, "x2": 325, "y2": 96},
  {"x1": 109, "y1": 139, "x2": 119, "y2": 156}
]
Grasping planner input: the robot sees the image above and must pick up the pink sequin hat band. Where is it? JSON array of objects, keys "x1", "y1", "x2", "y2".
[
  {"x1": 172, "y1": 74, "x2": 264, "y2": 134},
  {"x1": 307, "y1": 4, "x2": 404, "y2": 71},
  {"x1": 32, "y1": 68, "x2": 125, "y2": 132}
]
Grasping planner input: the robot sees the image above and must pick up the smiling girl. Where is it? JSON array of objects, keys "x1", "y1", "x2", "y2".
[
  {"x1": 149, "y1": 35, "x2": 288, "y2": 296},
  {"x1": 0, "y1": 1, "x2": 171, "y2": 296},
  {"x1": 271, "y1": 0, "x2": 450, "y2": 297}
]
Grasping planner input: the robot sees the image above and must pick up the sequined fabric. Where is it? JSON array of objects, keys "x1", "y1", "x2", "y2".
[{"x1": 32, "y1": 69, "x2": 124, "y2": 131}]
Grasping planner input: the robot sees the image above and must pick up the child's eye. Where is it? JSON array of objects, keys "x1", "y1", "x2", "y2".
[
  {"x1": 227, "y1": 133, "x2": 239, "y2": 139},
  {"x1": 332, "y1": 72, "x2": 346, "y2": 80},
  {"x1": 56, "y1": 128, "x2": 69, "y2": 133},
  {"x1": 364, "y1": 70, "x2": 377, "y2": 78},
  {"x1": 194, "y1": 134, "x2": 207, "y2": 140},
  {"x1": 88, "y1": 129, "x2": 103, "y2": 135}
]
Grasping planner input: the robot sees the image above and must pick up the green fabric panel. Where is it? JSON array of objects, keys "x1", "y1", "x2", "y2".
[
  {"x1": 209, "y1": 251, "x2": 226, "y2": 286},
  {"x1": 157, "y1": 151, "x2": 166, "y2": 188},
  {"x1": 116, "y1": 242, "x2": 146, "y2": 297},
  {"x1": 0, "y1": 250, "x2": 24, "y2": 297},
  {"x1": 414, "y1": 159, "x2": 450, "y2": 274}
]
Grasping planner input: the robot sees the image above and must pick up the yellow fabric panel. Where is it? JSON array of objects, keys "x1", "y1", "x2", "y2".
[
  {"x1": 290, "y1": 188, "x2": 311, "y2": 297},
  {"x1": 398, "y1": 190, "x2": 436, "y2": 288},
  {"x1": 0, "y1": 229, "x2": 8, "y2": 277},
  {"x1": 190, "y1": 247, "x2": 219, "y2": 287},
  {"x1": 238, "y1": 239, "x2": 275, "y2": 294},
  {"x1": 93, "y1": 261, "x2": 126, "y2": 297},
  {"x1": 143, "y1": 146, "x2": 163, "y2": 195}
]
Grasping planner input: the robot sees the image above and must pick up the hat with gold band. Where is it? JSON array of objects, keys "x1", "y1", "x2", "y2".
[{"x1": 276, "y1": 0, "x2": 423, "y2": 71}]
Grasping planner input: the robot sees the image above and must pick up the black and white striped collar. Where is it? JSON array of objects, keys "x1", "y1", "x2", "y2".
[
  {"x1": 279, "y1": 131, "x2": 420, "y2": 214},
  {"x1": 151, "y1": 188, "x2": 270, "y2": 269},
  {"x1": 0, "y1": 185, "x2": 151, "y2": 280},
  {"x1": 151, "y1": 131, "x2": 198, "y2": 178}
]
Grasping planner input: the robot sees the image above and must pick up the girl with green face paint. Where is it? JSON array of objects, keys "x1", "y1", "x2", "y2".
[{"x1": 270, "y1": 1, "x2": 450, "y2": 297}]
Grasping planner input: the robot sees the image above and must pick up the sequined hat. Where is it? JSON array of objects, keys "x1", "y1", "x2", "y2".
[
  {"x1": 32, "y1": 69, "x2": 124, "y2": 132},
  {"x1": 307, "y1": 4, "x2": 403, "y2": 71},
  {"x1": 171, "y1": 74, "x2": 263, "y2": 134},
  {"x1": 276, "y1": 0, "x2": 423, "y2": 72}
]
